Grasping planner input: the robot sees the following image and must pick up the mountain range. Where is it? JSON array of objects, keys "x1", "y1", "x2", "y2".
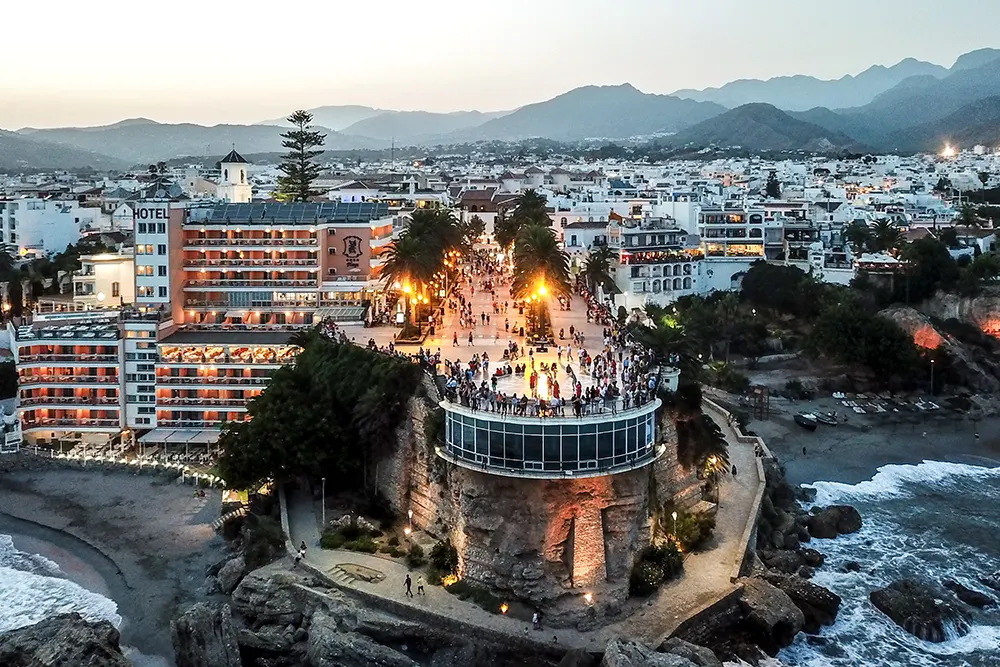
[{"x1": 6, "y1": 47, "x2": 1000, "y2": 169}]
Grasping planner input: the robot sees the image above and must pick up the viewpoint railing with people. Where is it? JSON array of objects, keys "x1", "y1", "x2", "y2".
[{"x1": 440, "y1": 390, "x2": 659, "y2": 420}]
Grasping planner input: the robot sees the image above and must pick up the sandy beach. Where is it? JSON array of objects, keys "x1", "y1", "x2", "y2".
[
  {"x1": 715, "y1": 390, "x2": 1000, "y2": 486},
  {"x1": 0, "y1": 463, "x2": 225, "y2": 666}
]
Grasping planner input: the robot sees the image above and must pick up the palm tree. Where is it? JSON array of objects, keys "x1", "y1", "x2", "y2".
[
  {"x1": 407, "y1": 209, "x2": 463, "y2": 255},
  {"x1": 495, "y1": 189, "x2": 550, "y2": 249},
  {"x1": 511, "y1": 224, "x2": 570, "y2": 299},
  {"x1": 461, "y1": 215, "x2": 486, "y2": 247},
  {"x1": 381, "y1": 233, "x2": 437, "y2": 326},
  {"x1": 957, "y1": 202, "x2": 982, "y2": 228},
  {"x1": 979, "y1": 171, "x2": 990, "y2": 201},
  {"x1": 870, "y1": 219, "x2": 904, "y2": 254},
  {"x1": 843, "y1": 222, "x2": 872, "y2": 254},
  {"x1": 583, "y1": 245, "x2": 615, "y2": 292}
]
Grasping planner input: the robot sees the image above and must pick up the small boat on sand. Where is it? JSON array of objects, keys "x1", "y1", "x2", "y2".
[
  {"x1": 794, "y1": 413, "x2": 818, "y2": 431},
  {"x1": 814, "y1": 412, "x2": 838, "y2": 426}
]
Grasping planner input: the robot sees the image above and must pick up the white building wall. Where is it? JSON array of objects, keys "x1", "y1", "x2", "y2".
[
  {"x1": 123, "y1": 320, "x2": 158, "y2": 429},
  {"x1": 133, "y1": 202, "x2": 172, "y2": 308}
]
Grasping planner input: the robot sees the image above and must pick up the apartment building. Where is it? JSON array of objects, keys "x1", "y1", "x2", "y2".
[
  {"x1": 616, "y1": 217, "x2": 702, "y2": 308},
  {"x1": 10, "y1": 311, "x2": 123, "y2": 446},
  {"x1": 0, "y1": 198, "x2": 111, "y2": 256}
]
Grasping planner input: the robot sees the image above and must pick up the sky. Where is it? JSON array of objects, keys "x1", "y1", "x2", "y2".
[{"x1": 3, "y1": 0, "x2": 999, "y2": 130}]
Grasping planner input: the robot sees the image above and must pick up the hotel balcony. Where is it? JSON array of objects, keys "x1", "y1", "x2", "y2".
[
  {"x1": 183, "y1": 298, "x2": 319, "y2": 309},
  {"x1": 155, "y1": 418, "x2": 239, "y2": 428},
  {"x1": 184, "y1": 257, "x2": 319, "y2": 270},
  {"x1": 157, "y1": 397, "x2": 251, "y2": 408},
  {"x1": 18, "y1": 353, "x2": 119, "y2": 365},
  {"x1": 156, "y1": 375, "x2": 269, "y2": 386},
  {"x1": 184, "y1": 238, "x2": 317, "y2": 249},
  {"x1": 184, "y1": 278, "x2": 318, "y2": 290},
  {"x1": 19, "y1": 395, "x2": 120, "y2": 408},
  {"x1": 20, "y1": 416, "x2": 121, "y2": 431},
  {"x1": 18, "y1": 374, "x2": 119, "y2": 387}
]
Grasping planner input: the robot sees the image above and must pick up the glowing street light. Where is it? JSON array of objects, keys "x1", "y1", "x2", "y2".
[
  {"x1": 499, "y1": 602, "x2": 509, "y2": 614},
  {"x1": 671, "y1": 511, "x2": 678, "y2": 536},
  {"x1": 583, "y1": 592, "x2": 594, "y2": 604}
]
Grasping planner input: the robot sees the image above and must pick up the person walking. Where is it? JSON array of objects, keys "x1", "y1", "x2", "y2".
[
  {"x1": 404, "y1": 574, "x2": 414, "y2": 598},
  {"x1": 467, "y1": 332, "x2": 474, "y2": 346},
  {"x1": 292, "y1": 548, "x2": 304, "y2": 568},
  {"x1": 532, "y1": 611, "x2": 541, "y2": 631},
  {"x1": 416, "y1": 575, "x2": 425, "y2": 595},
  {"x1": 731, "y1": 464, "x2": 738, "y2": 477},
  {"x1": 452, "y1": 332, "x2": 458, "y2": 347}
]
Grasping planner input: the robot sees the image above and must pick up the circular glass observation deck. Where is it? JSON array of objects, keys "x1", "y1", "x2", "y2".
[{"x1": 438, "y1": 398, "x2": 663, "y2": 479}]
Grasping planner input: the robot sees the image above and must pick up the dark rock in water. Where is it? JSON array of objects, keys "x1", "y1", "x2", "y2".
[
  {"x1": 978, "y1": 571, "x2": 1000, "y2": 593},
  {"x1": 429, "y1": 643, "x2": 496, "y2": 667},
  {"x1": 805, "y1": 635, "x2": 827, "y2": 646},
  {"x1": 869, "y1": 579, "x2": 972, "y2": 643},
  {"x1": 943, "y1": 580, "x2": 996, "y2": 608},
  {"x1": 783, "y1": 532, "x2": 802, "y2": 551},
  {"x1": 807, "y1": 506, "x2": 862, "y2": 539},
  {"x1": 797, "y1": 565, "x2": 815, "y2": 579},
  {"x1": 0, "y1": 613, "x2": 131, "y2": 667},
  {"x1": 738, "y1": 578, "x2": 805, "y2": 654},
  {"x1": 800, "y1": 549, "x2": 825, "y2": 567},
  {"x1": 601, "y1": 637, "x2": 699, "y2": 666},
  {"x1": 171, "y1": 602, "x2": 243, "y2": 667},
  {"x1": 759, "y1": 549, "x2": 803, "y2": 574},
  {"x1": 656, "y1": 637, "x2": 722, "y2": 667},
  {"x1": 795, "y1": 486, "x2": 817, "y2": 502},
  {"x1": 557, "y1": 648, "x2": 598, "y2": 667},
  {"x1": 761, "y1": 573, "x2": 841, "y2": 634},
  {"x1": 842, "y1": 561, "x2": 861, "y2": 573}
]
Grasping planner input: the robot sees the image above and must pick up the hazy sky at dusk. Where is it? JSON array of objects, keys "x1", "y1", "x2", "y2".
[{"x1": 3, "y1": 0, "x2": 999, "y2": 129}]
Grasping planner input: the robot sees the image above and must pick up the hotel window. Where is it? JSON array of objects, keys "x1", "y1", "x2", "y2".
[
  {"x1": 138, "y1": 223, "x2": 147, "y2": 233},
  {"x1": 112, "y1": 282, "x2": 120, "y2": 297},
  {"x1": 158, "y1": 266, "x2": 167, "y2": 277},
  {"x1": 158, "y1": 244, "x2": 166, "y2": 255},
  {"x1": 158, "y1": 286, "x2": 167, "y2": 298},
  {"x1": 157, "y1": 223, "x2": 166, "y2": 234}
]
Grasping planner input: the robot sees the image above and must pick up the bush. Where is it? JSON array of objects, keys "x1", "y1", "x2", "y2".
[
  {"x1": 629, "y1": 541, "x2": 684, "y2": 597},
  {"x1": 445, "y1": 579, "x2": 504, "y2": 613},
  {"x1": 406, "y1": 543, "x2": 426, "y2": 567},
  {"x1": 379, "y1": 544, "x2": 405, "y2": 558},
  {"x1": 429, "y1": 539, "x2": 459, "y2": 573},
  {"x1": 243, "y1": 514, "x2": 286, "y2": 569},
  {"x1": 343, "y1": 537, "x2": 378, "y2": 553},
  {"x1": 388, "y1": 536, "x2": 400, "y2": 547},
  {"x1": 320, "y1": 530, "x2": 347, "y2": 550},
  {"x1": 673, "y1": 513, "x2": 716, "y2": 552}
]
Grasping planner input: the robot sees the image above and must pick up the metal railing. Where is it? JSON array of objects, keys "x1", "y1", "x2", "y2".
[
  {"x1": 185, "y1": 258, "x2": 318, "y2": 268},
  {"x1": 157, "y1": 376, "x2": 268, "y2": 385},
  {"x1": 22, "y1": 418, "x2": 120, "y2": 428},
  {"x1": 20, "y1": 396, "x2": 120, "y2": 406},
  {"x1": 185, "y1": 238, "x2": 317, "y2": 247},
  {"x1": 440, "y1": 394, "x2": 659, "y2": 420},
  {"x1": 158, "y1": 398, "x2": 251, "y2": 407},
  {"x1": 19, "y1": 354, "x2": 119, "y2": 363},
  {"x1": 19, "y1": 375, "x2": 119, "y2": 384},
  {"x1": 436, "y1": 443, "x2": 664, "y2": 479},
  {"x1": 157, "y1": 419, "x2": 227, "y2": 428},
  {"x1": 185, "y1": 279, "x2": 317, "y2": 288}
]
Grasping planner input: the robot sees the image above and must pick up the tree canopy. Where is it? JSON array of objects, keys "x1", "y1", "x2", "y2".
[
  {"x1": 495, "y1": 189, "x2": 549, "y2": 249},
  {"x1": 217, "y1": 332, "x2": 423, "y2": 490},
  {"x1": 277, "y1": 110, "x2": 326, "y2": 201},
  {"x1": 511, "y1": 223, "x2": 570, "y2": 299}
]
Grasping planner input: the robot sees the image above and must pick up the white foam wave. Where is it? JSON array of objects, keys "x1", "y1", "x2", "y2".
[
  {"x1": 0, "y1": 566, "x2": 121, "y2": 633},
  {"x1": 0, "y1": 534, "x2": 63, "y2": 577},
  {"x1": 808, "y1": 460, "x2": 1000, "y2": 506}
]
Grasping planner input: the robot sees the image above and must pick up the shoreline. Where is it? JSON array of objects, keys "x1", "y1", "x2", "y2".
[{"x1": 0, "y1": 465, "x2": 226, "y2": 666}]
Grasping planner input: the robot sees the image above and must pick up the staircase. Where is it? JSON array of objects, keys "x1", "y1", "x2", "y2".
[{"x1": 328, "y1": 564, "x2": 359, "y2": 585}]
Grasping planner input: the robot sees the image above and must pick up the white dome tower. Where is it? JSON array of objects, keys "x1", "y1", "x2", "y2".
[{"x1": 217, "y1": 148, "x2": 252, "y2": 203}]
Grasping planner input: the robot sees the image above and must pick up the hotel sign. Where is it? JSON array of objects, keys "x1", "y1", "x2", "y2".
[{"x1": 134, "y1": 202, "x2": 170, "y2": 222}]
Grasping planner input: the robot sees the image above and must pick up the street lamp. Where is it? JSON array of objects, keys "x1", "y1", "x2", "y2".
[
  {"x1": 930, "y1": 359, "x2": 935, "y2": 395},
  {"x1": 671, "y1": 511, "x2": 677, "y2": 537},
  {"x1": 321, "y1": 477, "x2": 326, "y2": 529},
  {"x1": 408, "y1": 509, "x2": 413, "y2": 534}
]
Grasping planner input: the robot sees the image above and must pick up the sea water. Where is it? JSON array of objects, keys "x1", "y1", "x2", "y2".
[
  {"x1": 0, "y1": 533, "x2": 121, "y2": 633},
  {"x1": 778, "y1": 460, "x2": 1000, "y2": 667}
]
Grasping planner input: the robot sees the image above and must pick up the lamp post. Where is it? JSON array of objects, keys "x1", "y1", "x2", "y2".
[
  {"x1": 407, "y1": 508, "x2": 413, "y2": 535},
  {"x1": 671, "y1": 511, "x2": 677, "y2": 538},
  {"x1": 321, "y1": 477, "x2": 326, "y2": 529},
  {"x1": 930, "y1": 359, "x2": 935, "y2": 395}
]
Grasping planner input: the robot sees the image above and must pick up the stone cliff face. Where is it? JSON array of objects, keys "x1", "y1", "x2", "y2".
[
  {"x1": 922, "y1": 289, "x2": 1000, "y2": 336},
  {"x1": 377, "y1": 383, "x2": 702, "y2": 626},
  {"x1": 0, "y1": 614, "x2": 131, "y2": 667}
]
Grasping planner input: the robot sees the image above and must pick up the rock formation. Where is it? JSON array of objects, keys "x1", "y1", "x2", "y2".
[
  {"x1": 943, "y1": 580, "x2": 995, "y2": 608},
  {"x1": 600, "y1": 638, "x2": 699, "y2": 667},
  {"x1": 656, "y1": 637, "x2": 722, "y2": 667},
  {"x1": 869, "y1": 579, "x2": 972, "y2": 642},
  {"x1": 761, "y1": 572, "x2": 841, "y2": 634},
  {"x1": 218, "y1": 555, "x2": 248, "y2": 594},
  {"x1": 0, "y1": 613, "x2": 131, "y2": 667},
  {"x1": 171, "y1": 602, "x2": 243, "y2": 667},
  {"x1": 805, "y1": 505, "x2": 862, "y2": 539},
  {"x1": 738, "y1": 578, "x2": 805, "y2": 654}
]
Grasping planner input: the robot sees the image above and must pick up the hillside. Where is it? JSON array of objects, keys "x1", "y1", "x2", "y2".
[
  {"x1": 0, "y1": 130, "x2": 127, "y2": 171},
  {"x1": 451, "y1": 84, "x2": 725, "y2": 141},
  {"x1": 257, "y1": 105, "x2": 386, "y2": 130},
  {"x1": 672, "y1": 58, "x2": 947, "y2": 111},
  {"x1": 664, "y1": 103, "x2": 865, "y2": 153},
  {"x1": 883, "y1": 96, "x2": 1000, "y2": 153},
  {"x1": 16, "y1": 120, "x2": 378, "y2": 164},
  {"x1": 341, "y1": 110, "x2": 509, "y2": 142}
]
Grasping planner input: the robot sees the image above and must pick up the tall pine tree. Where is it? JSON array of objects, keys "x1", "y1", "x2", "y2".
[{"x1": 277, "y1": 110, "x2": 326, "y2": 201}]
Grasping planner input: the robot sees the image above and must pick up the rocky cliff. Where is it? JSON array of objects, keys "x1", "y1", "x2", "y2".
[
  {"x1": 922, "y1": 289, "x2": 1000, "y2": 335},
  {"x1": 0, "y1": 614, "x2": 131, "y2": 667}
]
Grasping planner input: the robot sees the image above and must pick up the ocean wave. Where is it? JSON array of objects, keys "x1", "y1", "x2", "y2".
[
  {"x1": 0, "y1": 565, "x2": 121, "y2": 633},
  {"x1": 0, "y1": 534, "x2": 63, "y2": 577},
  {"x1": 808, "y1": 460, "x2": 1000, "y2": 506}
]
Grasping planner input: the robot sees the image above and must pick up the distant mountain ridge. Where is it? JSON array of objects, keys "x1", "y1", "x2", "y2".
[
  {"x1": 340, "y1": 110, "x2": 510, "y2": 142},
  {"x1": 257, "y1": 105, "x2": 386, "y2": 131},
  {"x1": 0, "y1": 130, "x2": 126, "y2": 171},
  {"x1": 663, "y1": 103, "x2": 865, "y2": 153}
]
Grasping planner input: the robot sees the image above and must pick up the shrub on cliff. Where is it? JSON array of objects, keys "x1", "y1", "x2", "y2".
[
  {"x1": 216, "y1": 332, "x2": 422, "y2": 490},
  {"x1": 406, "y1": 543, "x2": 426, "y2": 567},
  {"x1": 243, "y1": 515, "x2": 286, "y2": 569},
  {"x1": 429, "y1": 539, "x2": 459, "y2": 573},
  {"x1": 629, "y1": 541, "x2": 684, "y2": 596},
  {"x1": 674, "y1": 512, "x2": 716, "y2": 552}
]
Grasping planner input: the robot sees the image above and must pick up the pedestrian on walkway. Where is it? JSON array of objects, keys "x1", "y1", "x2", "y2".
[
  {"x1": 299, "y1": 541, "x2": 307, "y2": 554},
  {"x1": 404, "y1": 574, "x2": 413, "y2": 598},
  {"x1": 292, "y1": 548, "x2": 304, "y2": 568},
  {"x1": 467, "y1": 332, "x2": 473, "y2": 346},
  {"x1": 453, "y1": 332, "x2": 458, "y2": 347},
  {"x1": 417, "y1": 575, "x2": 425, "y2": 595},
  {"x1": 731, "y1": 464, "x2": 738, "y2": 477},
  {"x1": 532, "y1": 611, "x2": 541, "y2": 630}
]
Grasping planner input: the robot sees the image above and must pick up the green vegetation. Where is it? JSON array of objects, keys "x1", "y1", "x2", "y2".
[
  {"x1": 494, "y1": 189, "x2": 549, "y2": 250},
  {"x1": 217, "y1": 332, "x2": 422, "y2": 490},
  {"x1": 672, "y1": 512, "x2": 717, "y2": 552},
  {"x1": 583, "y1": 245, "x2": 615, "y2": 293},
  {"x1": 277, "y1": 110, "x2": 326, "y2": 201},
  {"x1": 443, "y1": 579, "x2": 505, "y2": 613},
  {"x1": 629, "y1": 541, "x2": 684, "y2": 596},
  {"x1": 675, "y1": 413, "x2": 729, "y2": 471},
  {"x1": 320, "y1": 521, "x2": 382, "y2": 553},
  {"x1": 429, "y1": 539, "x2": 459, "y2": 573},
  {"x1": 511, "y1": 222, "x2": 571, "y2": 299},
  {"x1": 406, "y1": 543, "x2": 426, "y2": 568},
  {"x1": 0, "y1": 361, "x2": 16, "y2": 400},
  {"x1": 243, "y1": 514, "x2": 287, "y2": 569}
]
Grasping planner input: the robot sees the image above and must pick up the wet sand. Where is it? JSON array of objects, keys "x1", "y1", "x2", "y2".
[
  {"x1": 0, "y1": 466, "x2": 225, "y2": 666},
  {"x1": 735, "y1": 392, "x2": 1000, "y2": 486}
]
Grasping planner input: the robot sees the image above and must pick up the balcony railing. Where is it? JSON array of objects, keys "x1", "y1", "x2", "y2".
[
  {"x1": 157, "y1": 398, "x2": 251, "y2": 407},
  {"x1": 157, "y1": 376, "x2": 269, "y2": 386},
  {"x1": 158, "y1": 351, "x2": 295, "y2": 365},
  {"x1": 19, "y1": 354, "x2": 119, "y2": 363},
  {"x1": 185, "y1": 258, "x2": 318, "y2": 268},
  {"x1": 184, "y1": 299, "x2": 318, "y2": 308},
  {"x1": 22, "y1": 418, "x2": 120, "y2": 429},
  {"x1": 178, "y1": 323, "x2": 307, "y2": 333},
  {"x1": 185, "y1": 238, "x2": 317, "y2": 247},
  {"x1": 185, "y1": 279, "x2": 317, "y2": 288},
  {"x1": 156, "y1": 419, "x2": 227, "y2": 428},
  {"x1": 20, "y1": 396, "x2": 120, "y2": 407},
  {"x1": 19, "y1": 375, "x2": 119, "y2": 384}
]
